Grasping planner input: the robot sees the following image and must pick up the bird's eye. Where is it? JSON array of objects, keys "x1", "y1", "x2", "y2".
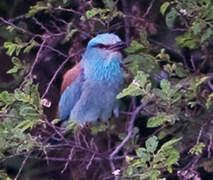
[{"x1": 93, "y1": 44, "x2": 110, "y2": 49}]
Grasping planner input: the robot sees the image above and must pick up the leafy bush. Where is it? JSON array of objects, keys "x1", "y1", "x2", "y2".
[{"x1": 0, "y1": 0, "x2": 213, "y2": 179}]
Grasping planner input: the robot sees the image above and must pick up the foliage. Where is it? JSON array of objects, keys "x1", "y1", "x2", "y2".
[
  {"x1": 161, "y1": 0, "x2": 213, "y2": 48},
  {"x1": 0, "y1": 79, "x2": 44, "y2": 158},
  {"x1": 189, "y1": 142, "x2": 205, "y2": 155},
  {"x1": 124, "y1": 136, "x2": 181, "y2": 179},
  {"x1": 0, "y1": 0, "x2": 213, "y2": 179}
]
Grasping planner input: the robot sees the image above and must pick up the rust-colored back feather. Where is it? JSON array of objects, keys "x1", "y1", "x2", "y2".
[{"x1": 60, "y1": 64, "x2": 82, "y2": 94}]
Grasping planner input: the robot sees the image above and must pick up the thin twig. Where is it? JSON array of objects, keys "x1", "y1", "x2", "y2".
[
  {"x1": 121, "y1": 0, "x2": 130, "y2": 45},
  {"x1": 61, "y1": 148, "x2": 74, "y2": 173},
  {"x1": 110, "y1": 103, "x2": 145, "y2": 159},
  {"x1": 208, "y1": 134, "x2": 212, "y2": 159},
  {"x1": 14, "y1": 151, "x2": 32, "y2": 180},
  {"x1": 33, "y1": 17, "x2": 52, "y2": 34},
  {"x1": 86, "y1": 153, "x2": 95, "y2": 170},
  {"x1": 0, "y1": 17, "x2": 35, "y2": 37},
  {"x1": 143, "y1": 0, "x2": 155, "y2": 18},
  {"x1": 41, "y1": 50, "x2": 83, "y2": 99},
  {"x1": 20, "y1": 38, "x2": 47, "y2": 89}
]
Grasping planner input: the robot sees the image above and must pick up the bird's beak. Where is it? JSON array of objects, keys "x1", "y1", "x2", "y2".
[{"x1": 109, "y1": 41, "x2": 127, "y2": 51}]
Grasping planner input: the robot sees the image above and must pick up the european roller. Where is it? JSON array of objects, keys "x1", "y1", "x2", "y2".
[{"x1": 58, "y1": 33, "x2": 126, "y2": 123}]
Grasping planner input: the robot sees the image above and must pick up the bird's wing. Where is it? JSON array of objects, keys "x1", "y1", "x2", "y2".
[
  {"x1": 58, "y1": 63, "x2": 83, "y2": 120},
  {"x1": 60, "y1": 63, "x2": 82, "y2": 94}
]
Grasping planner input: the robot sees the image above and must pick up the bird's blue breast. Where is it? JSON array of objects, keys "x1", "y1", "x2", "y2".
[
  {"x1": 68, "y1": 50, "x2": 123, "y2": 122},
  {"x1": 83, "y1": 49, "x2": 123, "y2": 84}
]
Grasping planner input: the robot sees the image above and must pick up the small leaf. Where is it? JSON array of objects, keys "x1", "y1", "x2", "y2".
[
  {"x1": 85, "y1": 8, "x2": 100, "y2": 19},
  {"x1": 160, "y1": 2, "x2": 170, "y2": 15},
  {"x1": 176, "y1": 32, "x2": 198, "y2": 49},
  {"x1": 14, "y1": 89, "x2": 32, "y2": 103},
  {"x1": 145, "y1": 136, "x2": 159, "y2": 153},
  {"x1": 159, "y1": 137, "x2": 182, "y2": 152},
  {"x1": 150, "y1": 169, "x2": 161, "y2": 179},
  {"x1": 201, "y1": 28, "x2": 213, "y2": 43},
  {"x1": 3, "y1": 42, "x2": 16, "y2": 56},
  {"x1": 0, "y1": 91, "x2": 15, "y2": 105},
  {"x1": 125, "y1": 40, "x2": 144, "y2": 53},
  {"x1": 147, "y1": 113, "x2": 178, "y2": 128},
  {"x1": 165, "y1": 8, "x2": 179, "y2": 29},
  {"x1": 23, "y1": 40, "x2": 36, "y2": 54},
  {"x1": 7, "y1": 57, "x2": 23, "y2": 74},
  {"x1": 117, "y1": 71, "x2": 151, "y2": 98},
  {"x1": 26, "y1": 2, "x2": 48, "y2": 18},
  {"x1": 189, "y1": 143, "x2": 205, "y2": 155},
  {"x1": 103, "y1": 0, "x2": 115, "y2": 9},
  {"x1": 136, "y1": 147, "x2": 150, "y2": 162},
  {"x1": 192, "y1": 22, "x2": 206, "y2": 35}
]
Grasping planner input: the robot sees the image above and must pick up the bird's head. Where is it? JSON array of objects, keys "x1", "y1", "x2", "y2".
[{"x1": 84, "y1": 33, "x2": 126, "y2": 62}]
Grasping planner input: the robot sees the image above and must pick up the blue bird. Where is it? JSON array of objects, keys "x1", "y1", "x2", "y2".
[{"x1": 58, "y1": 33, "x2": 126, "y2": 124}]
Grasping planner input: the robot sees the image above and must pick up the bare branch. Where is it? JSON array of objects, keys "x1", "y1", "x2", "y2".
[
  {"x1": 61, "y1": 148, "x2": 74, "y2": 173},
  {"x1": 143, "y1": 0, "x2": 155, "y2": 18},
  {"x1": 41, "y1": 50, "x2": 83, "y2": 99},
  {"x1": 14, "y1": 151, "x2": 32, "y2": 180},
  {"x1": 0, "y1": 17, "x2": 36, "y2": 37},
  {"x1": 86, "y1": 153, "x2": 95, "y2": 170},
  {"x1": 110, "y1": 103, "x2": 145, "y2": 159}
]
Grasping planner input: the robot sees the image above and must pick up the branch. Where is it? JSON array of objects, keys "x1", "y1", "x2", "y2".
[
  {"x1": 142, "y1": 0, "x2": 155, "y2": 18},
  {"x1": 41, "y1": 50, "x2": 83, "y2": 99},
  {"x1": 0, "y1": 17, "x2": 35, "y2": 37},
  {"x1": 121, "y1": 0, "x2": 130, "y2": 45},
  {"x1": 86, "y1": 153, "x2": 95, "y2": 170},
  {"x1": 14, "y1": 151, "x2": 32, "y2": 180},
  {"x1": 110, "y1": 103, "x2": 145, "y2": 159},
  {"x1": 61, "y1": 148, "x2": 74, "y2": 173},
  {"x1": 20, "y1": 38, "x2": 47, "y2": 89}
]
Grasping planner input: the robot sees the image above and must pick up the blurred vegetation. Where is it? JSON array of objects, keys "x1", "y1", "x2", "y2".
[{"x1": 0, "y1": 0, "x2": 213, "y2": 179}]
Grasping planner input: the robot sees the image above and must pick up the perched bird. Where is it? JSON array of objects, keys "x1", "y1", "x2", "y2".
[{"x1": 58, "y1": 33, "x2": 126, "y2": 123}]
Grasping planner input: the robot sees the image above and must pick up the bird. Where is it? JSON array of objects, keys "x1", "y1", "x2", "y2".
[{"x1": 58, "y1": 33, "x2": 126, "y2": 124}]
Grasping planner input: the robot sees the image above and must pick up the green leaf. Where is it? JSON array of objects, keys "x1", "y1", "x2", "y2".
[
  {"x1": 7, "y1": 57, "x2": 23, "y2": 74},
  {"x1": 188, "y1": 76, "x2": 209, "y2": 93},
  {"x1": 117, "y1": 71, "x2": 151, "y2": 98},
  {"x1": 145, "y1": 136, "x2": 159, "y2": 153},
  {"x1": 124, "y1": 53, "x2": 160, "y2": 76},
  {"x1": 3, "y1": 42, "x2": 16, "y2": 56},
  {"x1": 14, "y1": 89, "x2": 32, "y2": 103},
  {"x1": 160, "y1": 2, "x2": 170, "y2": 15},
  {"x1": 201, "y1": 27, "x2": 213, "y2": 43},
  {"x1": 125, "y1": 40, "x2": 144, "y2": 53},
  {"x1": 150, "y1": 169, "x2": 161, "y2": 180},
  {"x1": 176, "y1": 32, "x2": 199, "y2": 49},
  {"x1": 140, "y1": 29, "x2": 150, "y2": 49},
  {"x1": 125, "y1": 166, "x2": 134, "y2": 176},
  {"x1": 85, "y1": 8, "x2": 100, "y2": 19},
  {"x1": 103, "y1": 0, "x2": 115, "y2": 9},
  {"x1": 147, "y1": 113, "x2": 179, "y2": 128},
  {"x1": 136, "y1": 147, "x2": 150, "y2": 162},
  {"x1": 62, "y1": 27, "x2": 78, "y2": 44},
  {"x1": 189, "y1": 143, "x2": 205, "y2": 155},
  {"x1": 0, "y1": 91, "x2": 15, "y2": 104},
  {"x1": 63, "y1": 0, "x2": 71, "y2": 4},
  {"x1": 175, "y1": 64, "x2": 188, "y2": 78},
  {"x1": 165, "y1": 8, "x2": 179, "y2": 29},
  {"x1": 166, "y1": 148, "x2": 180, "y2": 173},
  {"x1": 206, "y1": 93, "x2": 213, "y2": 109},
  {"x1": 160, "y1": 79, "x2": 170, "y2": 90},
  {"x1": 26, "y1": 2, "x2": 48, "y2": 18},
  {"x1": 192, "y1": 22, "x2": 206, "y2": 35},
  {"x1": 19, "y1": 106, "x2": 37, "y2": 117},
  {"x1": 23, "y1": 40, "x2": 36, "y2": 54},
  {"x1": 159, "y1": 137, "x2": 182, "y2": 152}
]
